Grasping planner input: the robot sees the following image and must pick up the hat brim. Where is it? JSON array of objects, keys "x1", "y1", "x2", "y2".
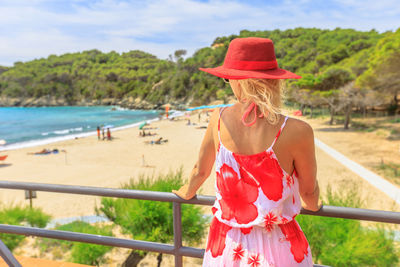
[{"x1": 199, "y1": 66, "x2": 301, "y2": 80}]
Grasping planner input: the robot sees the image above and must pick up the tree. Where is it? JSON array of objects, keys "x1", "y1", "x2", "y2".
[
  {"x1": 338, "y1": 82, "x2": 357, "y2": 129},
  {"x1": 317, "y1": 67, "x2": 354, "y2": 124},
  {"x1": 356, "y1": 89, "x2": 390, "y2": 118},
  {"x1": 357, "y1": 28, "x2": 400, "y2": 115},
  {"x1": 289, "y1": 74, "x2": 324, "y2": 117},
  {"x1": 97, "y1": 169, "x2": 207, "y2": 267},
  {"x1": 174, "y1": 49, "x2": 187, "y2": 62},
  {"x1": 317, "y1": 89, "x2": 341, "y2": 124}
]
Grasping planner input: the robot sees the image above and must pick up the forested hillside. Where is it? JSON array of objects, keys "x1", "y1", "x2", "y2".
[{"x1": 0, "y1": 27, "x2": 396, "y2": 110}]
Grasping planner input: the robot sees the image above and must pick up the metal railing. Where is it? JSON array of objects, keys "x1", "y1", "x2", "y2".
[{"x1": 0, "y1": 180, "x2": 399, "y2": 267}]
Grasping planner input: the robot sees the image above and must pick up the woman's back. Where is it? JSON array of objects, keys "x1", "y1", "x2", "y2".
[{"x1": 215, "y1": 104, "x2": 296, "y2": 176}]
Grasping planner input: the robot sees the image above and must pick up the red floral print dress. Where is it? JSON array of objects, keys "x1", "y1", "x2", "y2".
[{"x1": 203, "y1": 108, "x2": 313, "y2": 267}]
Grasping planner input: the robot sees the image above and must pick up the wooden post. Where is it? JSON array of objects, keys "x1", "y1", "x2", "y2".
[
  {"x1": 29, "y1": 190, "x2": 32, "y2": 209},
  {"x1": 25, "y1": 190, "x2": 36, "y2": 209}
]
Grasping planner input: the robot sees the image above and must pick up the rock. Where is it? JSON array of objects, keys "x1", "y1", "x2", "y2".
[
  {"x1": 151, "y1": 80, "x2": 164, "y2": 90},
  {"x1": 101, "y1": 98, "x2": 115, "y2": 105}
]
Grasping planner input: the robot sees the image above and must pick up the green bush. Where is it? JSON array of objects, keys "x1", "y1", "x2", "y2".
[
  {"x1": 0, "y1": 205, "x2": 51, "y2": 251},
  {"x1": 297, "y1": 186, "x2": 399, "y2": 266},
  {"x1": 38, "y1": 221, "x2": 113, "y2": 266},
  {"x1": 97, "y1": 168, "x2": 207, "y2": 266}
]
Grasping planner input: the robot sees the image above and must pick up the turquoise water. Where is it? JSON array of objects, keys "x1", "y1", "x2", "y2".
[{"x1": 0, "y1": 106, "x2": 159, "y2": 149}]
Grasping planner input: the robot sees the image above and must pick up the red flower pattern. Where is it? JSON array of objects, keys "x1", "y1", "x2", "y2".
[
  {"x1": 240, "y1": 227, "x2": 253, "y2": 235},
  {"x1": 217, "y1": 164, "x2": 259, "y2": 224},
  {"x1": 248, "y1": 253, "x2": 261, "y2": 267},
  {"x1": 211, "y1": 207, "x2": 217, "y2": 215},
  {"x1": 232, "y1": 244, "x2": 245, "y2": 261},
  {"x1": 264, "y1": 212, "x2": 278, "y2": 232},
  {"x1": 206, "y1": 217, "x2": 232, "y2": 257},
  {"x1": 278, "y1": 220, "x2": 309, "y2": 263},
  {"x1": 286, "y1": 174, "x2": 294, "y2": 188},
  {"x1": 233, "y1": 151, "x2": 284, "y2": 201}
]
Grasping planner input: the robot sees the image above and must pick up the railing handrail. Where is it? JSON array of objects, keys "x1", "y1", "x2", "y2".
[
  {"x1": 0, "y1": 180, "x2": 399, "y2": 224},
  {"x1": 0, "y1": 180, "x2": 399, "y2": 267}
]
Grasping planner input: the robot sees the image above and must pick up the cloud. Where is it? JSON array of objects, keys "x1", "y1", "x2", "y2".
[{"x1": 0, "y1": 0, "x2": 399, "y2": 66}]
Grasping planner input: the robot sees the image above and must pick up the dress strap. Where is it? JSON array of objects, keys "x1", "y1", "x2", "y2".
[
  {"x1": 268, "y1": 116, "x2": 289, "y2": 150},
  {"x1": 218, "y1": 107, "x2": 226, "y2": 142}
]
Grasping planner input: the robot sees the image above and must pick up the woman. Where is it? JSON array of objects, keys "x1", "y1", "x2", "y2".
[{"x1": 173, "y1": 37, "x2": 321, "y2": 266}]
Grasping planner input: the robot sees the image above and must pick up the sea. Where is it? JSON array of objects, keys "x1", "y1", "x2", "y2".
[{"x1": 0, "y1": 106, "x2": 162, "y2": 151}]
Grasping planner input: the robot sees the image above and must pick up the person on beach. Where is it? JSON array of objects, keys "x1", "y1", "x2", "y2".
[
  {"x1": 97, "y1": 126, "x2": 101, "y2": 140},
  {"x1": 107, "y1": 128, "x2": 112, "y2": 140},
  {"x1": 28, "y1": 148, "x2": 61, "y2": 155},
  {"x1": 101, "y1": 126, "x2": 105, "y2": 140},
  {"x1": 173, "y1": 37, "x2": 321, "y2": 266}
]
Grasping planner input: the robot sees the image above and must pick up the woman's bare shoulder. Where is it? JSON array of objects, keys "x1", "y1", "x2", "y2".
[
  {"x1": 285, "y1": 117, "x2": 314, "y2": 145},
  {"x1": 205, "y1": 108, "x2": 222, "y2": 129}
]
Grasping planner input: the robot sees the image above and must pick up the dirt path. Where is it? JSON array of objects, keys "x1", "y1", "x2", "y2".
[{"x1": 293, "y1": 115, "x2": 400, "y2": 211}]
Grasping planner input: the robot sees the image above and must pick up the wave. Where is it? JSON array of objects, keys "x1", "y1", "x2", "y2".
[
  {"x1": 54, "y1": 129, "x2": 70, "y2": 135},
  {"x1": 0, "y1": 117, "x2": 160, "y2": 152}
]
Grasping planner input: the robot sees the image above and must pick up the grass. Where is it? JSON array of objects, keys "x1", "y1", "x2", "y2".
[
  {"x1": 38, "y1": 221, "x2": 113, "y2": 266},
  {"x1": 389, "y1": 118, "x2": 400, "y2": 123},
  {"x1": 0, "y1": 204, "x2": 51, "y2": 251},
  {"x1": 350, "y1": 120, "x2": 377, "y2": 132},
  {"x1": 375, "y1": 161, "x2": 400, "y2": 186},
  {"x1": 297, "y1": 185, "x2": 399, "y2": 267}
]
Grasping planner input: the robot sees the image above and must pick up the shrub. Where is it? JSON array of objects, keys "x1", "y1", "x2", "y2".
[
  {"x1": 97, "y1": 168, "x2": 207, "y2": 266},
  {"x1": 297, "y1": 185, "x2": 399, "y2": 266},
  {"x1": 0, "y1": 205, "x2": 51, "y2": 251},
  {"x1": 38, "y1": 221, "x2": 113, "y2": 266}
]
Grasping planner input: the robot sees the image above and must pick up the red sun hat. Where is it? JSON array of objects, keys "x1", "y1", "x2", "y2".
[{"x1": 199, "y1": 37, "x2": 301, "y2": 80}]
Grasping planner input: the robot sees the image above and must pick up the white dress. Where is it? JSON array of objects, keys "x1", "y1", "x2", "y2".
[{"x1": 202, "y1": 110, "x2": 313, "y2": 267}]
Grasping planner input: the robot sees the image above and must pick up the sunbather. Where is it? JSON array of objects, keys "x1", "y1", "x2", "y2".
[
  {"x1": 144, "y1": 137, "x2": 168, "y2": 145},
  {"x1": 28, "y1": 148, "x2": 61, "y2": 155}
]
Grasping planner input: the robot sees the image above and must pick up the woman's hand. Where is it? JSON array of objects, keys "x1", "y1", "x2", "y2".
[
  {"x1": 172, "y1": 184, "x2": 196, "y2": 200},
  {"x1": 303, "y1": 199, "x2": 323, "y2": 212}
]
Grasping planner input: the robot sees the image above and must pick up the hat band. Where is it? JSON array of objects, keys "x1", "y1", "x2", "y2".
[{"x1": 224, "y1": 60, "x2": 278, "y2": 71}]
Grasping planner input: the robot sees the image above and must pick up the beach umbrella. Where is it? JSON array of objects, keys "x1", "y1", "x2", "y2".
[
  {"x1": 139, "y1": 122, "x2": 147, "y2": 129},
  {"x1": 0, "y1": 139, "x2": 6, "y2": 146}
]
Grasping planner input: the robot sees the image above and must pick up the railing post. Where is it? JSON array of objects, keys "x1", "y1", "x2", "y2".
[
  {"x1": 0, "y1": 239, "x2": 22, "y2": 267},
  {"x1": 173, "y1": 202, "x2": 183, "y2": 267}
]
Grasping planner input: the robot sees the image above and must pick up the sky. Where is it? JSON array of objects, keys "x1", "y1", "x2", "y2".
[{"x1": 0, "y1": 0, "x2": 399, "y2": 66}]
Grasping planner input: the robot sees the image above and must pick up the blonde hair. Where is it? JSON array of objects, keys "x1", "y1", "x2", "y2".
[{"x1": 237, "y1": 79, "x2": 284, "y2": 125}]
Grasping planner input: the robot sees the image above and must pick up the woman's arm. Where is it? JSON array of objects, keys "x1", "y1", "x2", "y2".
[
  {"x1": 291, "y1": 120, "x2": 321, "y2": 211},
  {"x1": 172, "y1": 110, "x2": 218, "y2": 200}
]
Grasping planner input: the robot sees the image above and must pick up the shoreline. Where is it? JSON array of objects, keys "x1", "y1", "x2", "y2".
[
  {"x1": 0, "y1": 117, "x2": 159, "y2": 152},
  {"x1": 0, "y1": 108, "x2": 186, "y2": 152}
]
